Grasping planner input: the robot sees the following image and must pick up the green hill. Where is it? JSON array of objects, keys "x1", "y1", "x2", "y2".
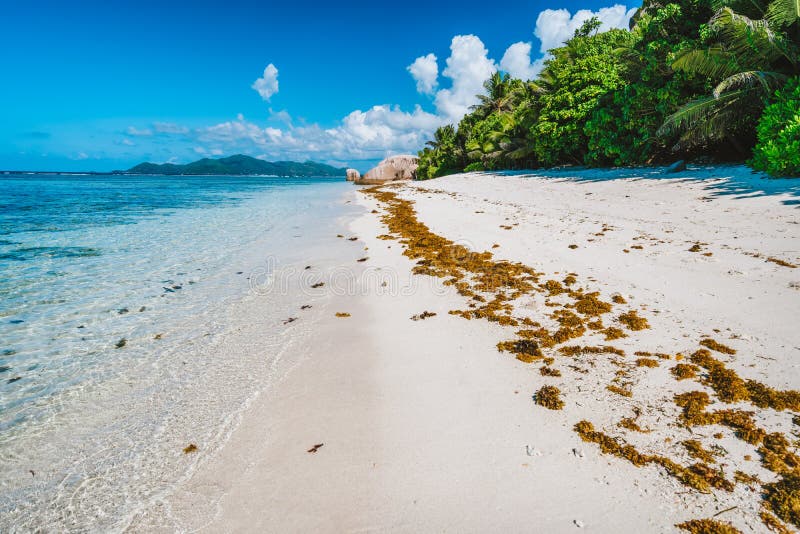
[{"x1": 125, "y1": 155, "x2": 346, "y2": 177}]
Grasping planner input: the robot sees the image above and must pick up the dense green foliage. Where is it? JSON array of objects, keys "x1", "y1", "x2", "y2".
[
  {"x1": 126, "y1": 155, "x2": 346, "y2": 177},
  {"x1": 417, "y1": 0, "x2": 800, "y2": 178},
  {"x1": 586, "y1": 2, "x2": 713, "y2": 165},
  {"x1": 751, "y1": 77, "x2": 800, "y2": 176},
  {"x1": 534, "y1": 24, "x2": 633, "y2": 165}
]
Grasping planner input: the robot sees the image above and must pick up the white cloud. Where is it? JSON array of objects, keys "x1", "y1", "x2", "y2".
[
  {"x1": 121, "y1": 138, "x2": 135, "y2": 146},
  {"x1": 252, "y1": 63, "x2": 279, "y2": 101},
  {"x1": 126, "y1": 126, "x2": 152, "y2": 136},
  {"x1": 135, "y1": 5, "x2": 636, "y2": 166},
  {"x1": 499, "y1": 42, "x2": 544, "y2": 81},
  {"x1": 534, "y1": 5, "x2": 636, "y2": 54},
  {"x1": 154, "y1": 122, "x2": 189, "y2": 134},
  {"x1": 407, "y1": 53, "x2": 439, "y2": 95},
  {"x1": 434, "y1": 35, "x2": 497, "y2": 123},
  {"x1": 191, "y1": 104, "x2": 443, "y2": 162}
]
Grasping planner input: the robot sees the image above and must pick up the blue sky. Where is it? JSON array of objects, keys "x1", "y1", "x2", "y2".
[{"x1": 0, "y1": 0, "x2": 639, "y2": 171}]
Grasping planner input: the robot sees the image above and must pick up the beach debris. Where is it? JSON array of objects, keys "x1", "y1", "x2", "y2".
[
  {"x1": 115, "y1": 338, "x2": 127, "y2": 349},
  {"x1": 283, "y1": 317, "x2": 298, "y2": 325},
  {"x1": 7, "y1": 376, "x2": 22, "y2": 384},
  {"x1": 767, "y1": 257, "x2": 797, "y2": 269},
  {"x1": 683, "y1": 440, "x2": 718, "y2": 464},
  {"x1": 117, "y1": 308, "x2": 129, "y2": 314},
  {"x1": 301, "y1": 305, "x2": 312, "y2": 310},
  {"x1": 307, "y1": 443, "x2": 324, "y2": 453},
  {"x1": 357, "y1": 257, "x2": 368, "y2": 262},
  {"x1": 540, "y1": 366, "x2": 561, "y2": 377},
  {"x1": 535, "y1": 385, "x2": 564, "y2": 410},
  {"x1": 311, "y1": 282, "x2": 325, "y2": 288},
  {"x1": 0, "y1": 365, "x2": 10, "y2": 373},
  {"x1": 573, "y1": 519, "x2": 585, "y2": 528},
  {"x1": 699, "y1": 338, "x2": 736, "y2": 355},
  {"x1": 525, "y1": 445, "x2": 542, "y2": 457},
  {"x1": 335, "y1": 312, "x2": 351, "y2": 318},
  {"x1": 498, "y1": 339, "x2": 542, "y2": 363},
  {"x1": 183, "y1": 444, "x2": 198, "y2": 454},
  {"x1": 336, "y1": 234, "x2": 344, "y2": 238},
  {"x1": 606, "y1": 385, "x2": 632, "y2": 397},
  {"x1": 575, "y1": 420, "x2": 733, "y2": 493},
  {"x1": 618, "y1": 311, "x2": 649, "y2": 331},
  {"x1": 29, "y1": 470, "x2": 34, "y2": 477},
  {"x1": 348, "y1": 237, "x2": 358, "y2": 241},
  {"x1": 713, "y1": 506, "x2": 738, "y2": 518},
  {"x1": 572, "y1": 448, "x2": 585, "y2": 458},
  {"x1": 568, "y1": 244, "x2": 578, "y2": 249},
  {"x1": 410, "y1": 311, "x2": 437, "y2": 321},
  {"x1": 139, "y1": 306, "x2": 146, "y2": 312},
  {"x1": 671, "y1": 363, "x2": 699, "y2": 380},
  {"x1": 154, "y1": 334, "x2": 162, "y2": 340},
  {"x1": 676, "y1": 519, "x2": 740, "y2": 533},
  {"x1": 603, "y1": 327, "x2": 627, "y2": 340},
  {"x1": 305, "y1": 265, "x2": 312, "y2": 270},
  {"x1": 574, "y1": 293, "x2": 612, "y2": 315},
  {"x1": 618, "y1": 417, "x2": 649, "y2": 433}
]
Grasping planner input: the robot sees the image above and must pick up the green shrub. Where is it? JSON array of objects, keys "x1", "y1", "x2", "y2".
[
  {"x1": 464, "y1": 162, "x2": 485, "y2": 172},
  {"x1": 751, "y1": 77, "x2": 800, "y2": 177}
]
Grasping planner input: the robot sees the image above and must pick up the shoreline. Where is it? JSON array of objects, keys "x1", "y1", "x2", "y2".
[
  {"x1": 0, "y1": 181, "x2": 365, "y2": 532},
  {"x1": 130, "y1": 165, "x2": 800, "y2": 532}
]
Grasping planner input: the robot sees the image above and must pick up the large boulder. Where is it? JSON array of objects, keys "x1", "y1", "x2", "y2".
[
  {"x1": 346, "y1": 168, "x2": 360, "y2": 182},
  {"x1": 356, "y1": 155, "x2": 418, "y2": 185}
]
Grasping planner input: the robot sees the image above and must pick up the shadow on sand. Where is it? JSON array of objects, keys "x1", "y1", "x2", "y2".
[{"x1": 495, "y1": 165, "x2": 800, "y2": 207}]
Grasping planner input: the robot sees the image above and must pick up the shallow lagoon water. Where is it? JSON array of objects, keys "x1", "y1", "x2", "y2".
[{"x1": 0, "y1": 174, "x2": 358, "y2": 530}]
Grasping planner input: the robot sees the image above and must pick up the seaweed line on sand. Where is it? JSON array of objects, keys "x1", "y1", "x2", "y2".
[{"x1": 362, "y1": 184, "x2": 800, "y2": 532}]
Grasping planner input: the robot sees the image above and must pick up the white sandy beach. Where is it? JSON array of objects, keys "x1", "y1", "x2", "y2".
[{"x1": 130, "y1": 166, "x2": 800, "y2": 533}]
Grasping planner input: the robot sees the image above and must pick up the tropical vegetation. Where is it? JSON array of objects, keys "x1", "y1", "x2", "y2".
[{"x1": 417, "y1": 0, "x2": 800, "y2": 179}]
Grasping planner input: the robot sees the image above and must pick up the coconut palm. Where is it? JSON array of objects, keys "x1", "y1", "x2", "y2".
[
  {"x1": 659, "y1": 1, "x2": 799, "y2": 149},
  {"x1": 470, "y1": 72, "x2": 516, "y2": 119}
]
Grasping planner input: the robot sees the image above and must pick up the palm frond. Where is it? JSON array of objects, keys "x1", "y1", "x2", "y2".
[
  {"x1": 672, "y1": 47, "x2": 742, "y2": 79},
  {"x1": 711, "y1": 7, "x2": 791, "y2": 66},
  {"x1": 710, "y1": 0, "x2": 767, "y2": 19},
  {"x1": 766, "y1": 0, "x2": 800, "y2": 28},
  {"x1": 657, "y1": 90, "x2": 748, "y2": 140},
  {"x1": 712, "y1": 69, "x2": 788, "y2": 95}
]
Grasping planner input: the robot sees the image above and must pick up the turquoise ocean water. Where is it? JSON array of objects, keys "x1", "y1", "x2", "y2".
[{"x1": 0, "y1": 173, "x2": 355, "y2": 529}]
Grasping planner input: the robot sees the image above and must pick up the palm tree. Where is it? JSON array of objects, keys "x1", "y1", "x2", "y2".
[
  {"x1": 426, "y1": 124, "x2": 457, "y2": 151},
  {"x1": 470, "y1": 72, "x2": 515, "y2": 119},
  {"x1": 659, "y1": 1, "x2": 799, "y2": 149}
]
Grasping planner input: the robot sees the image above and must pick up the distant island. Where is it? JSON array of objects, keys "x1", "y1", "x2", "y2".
[{"x1": 123, "y1": 155, "x2": 346, "y2": 177}]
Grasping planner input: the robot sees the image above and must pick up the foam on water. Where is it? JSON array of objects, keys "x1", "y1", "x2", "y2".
[{"x1": 0, "y1": 174, "x2": 360, "y2": 530}]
